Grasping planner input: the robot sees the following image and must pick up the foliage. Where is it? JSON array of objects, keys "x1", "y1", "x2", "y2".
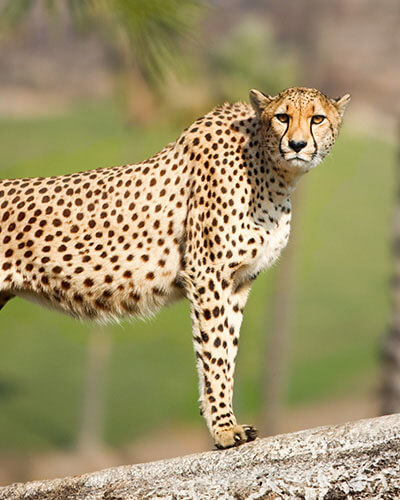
[
  {"x1": 205, "y1": 17, "x2": 299, "y2": 102},
  {"x1": 0, "y1": 0, "x2": 205, "y2": 86}
]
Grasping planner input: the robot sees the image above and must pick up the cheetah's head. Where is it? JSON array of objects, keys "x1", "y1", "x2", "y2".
[{"x1": 249, "y1": 87, "x2": 350, "y2": 172}]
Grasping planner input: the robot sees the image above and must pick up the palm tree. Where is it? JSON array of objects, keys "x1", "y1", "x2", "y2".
[{"x1": 0, "y1": 0, "x2": 205, "y2": 120}]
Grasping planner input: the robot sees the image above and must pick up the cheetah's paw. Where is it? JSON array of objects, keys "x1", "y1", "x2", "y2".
[{"x1": 214, "y1": 424, "x2": 258, "y2": 449}]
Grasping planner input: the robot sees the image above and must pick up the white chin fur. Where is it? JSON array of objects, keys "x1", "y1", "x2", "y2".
[{"x1": 286, "y1": 156, "x2": 320, "y2": 171}]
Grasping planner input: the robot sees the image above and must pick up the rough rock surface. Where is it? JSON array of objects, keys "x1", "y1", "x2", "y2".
[{"x1": 1, "y1": 414, "x2": 399, "y2": 499}]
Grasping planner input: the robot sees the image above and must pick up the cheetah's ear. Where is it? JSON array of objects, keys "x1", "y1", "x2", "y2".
[
  {"x1": 249, "y1": 89, "x2": 275, "y2": 117},
  {"x1": 331, "y1": 94, "x2": 351, "y2": 119}
]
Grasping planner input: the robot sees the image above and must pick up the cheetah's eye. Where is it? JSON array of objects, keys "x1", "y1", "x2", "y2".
[
  {"x1": 311, "y1": 115, "x2": 325, "y2": 124},
  {"x1": 275, "y1": 113, "x2": 289, "y2": 124}
]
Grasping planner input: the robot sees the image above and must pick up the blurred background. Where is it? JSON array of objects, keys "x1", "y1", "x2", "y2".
[{"x1": 0, "y1": 0, "x2": 399, "y2": 485}]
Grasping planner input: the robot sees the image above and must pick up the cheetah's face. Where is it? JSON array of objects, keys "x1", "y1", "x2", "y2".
[{"x1": 250, "y1": 87, "x2": 350, "y2": 172}]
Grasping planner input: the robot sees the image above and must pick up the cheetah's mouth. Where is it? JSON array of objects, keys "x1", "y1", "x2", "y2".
[
  {"x1": 283, "y1": 153, "x2": 319, "y2": 170},
  {"x1": 287, "y1": 154, "x2": 307, "y2": 161},
  {"x1": 285, "y1": 154, "x2": 311, "y2": 164}
]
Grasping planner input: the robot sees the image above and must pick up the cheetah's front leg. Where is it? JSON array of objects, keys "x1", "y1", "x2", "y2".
[{"x1": 187, "y1": 270, "x2": 257, "y2": 449}]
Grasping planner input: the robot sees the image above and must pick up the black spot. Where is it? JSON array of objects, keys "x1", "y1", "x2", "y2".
[{"x1": 201, "y1": 331, "x2": 209, "y2": 343}]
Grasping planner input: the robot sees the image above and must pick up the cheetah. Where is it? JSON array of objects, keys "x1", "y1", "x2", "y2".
[{"x1": 0, "y1": 87, "x2": 350, "y2": 449}]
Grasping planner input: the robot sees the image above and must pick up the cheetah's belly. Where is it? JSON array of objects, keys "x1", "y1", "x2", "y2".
[
  {"x1": 12, "y1": 273, "x2": 186, "y2": 322},
  {"x1": 2, "y1": 227, "x2": 187, "y2": 322}
]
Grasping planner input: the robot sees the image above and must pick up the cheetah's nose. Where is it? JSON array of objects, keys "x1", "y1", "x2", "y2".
[{"x1": 288, "y1": 140, "x2": 307, "y2": 153}]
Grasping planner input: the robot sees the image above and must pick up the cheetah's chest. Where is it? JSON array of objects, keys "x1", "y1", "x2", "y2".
[{"x1": 248, "y1": 206, "x2": 292, "y2": 279}]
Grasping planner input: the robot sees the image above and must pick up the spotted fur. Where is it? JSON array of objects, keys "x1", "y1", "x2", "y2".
[{"x1": 0, "y1": 87, "x2": 350, "y2": 448}]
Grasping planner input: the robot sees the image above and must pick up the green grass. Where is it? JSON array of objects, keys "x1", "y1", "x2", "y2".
[{"x1": 0, "y1": 103, "x2": 396, "y2": 450}]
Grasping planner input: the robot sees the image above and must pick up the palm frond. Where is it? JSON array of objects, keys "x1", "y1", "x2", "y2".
[
  {"x1": 71, "y1": 0, "x2": 205, "y2": 85},
  {"x1": 0, "y1": 0, "x2": 205, "y2": 85},
  {"x1": 0, "y1": 0, "x2": 34, "y2": 29}
]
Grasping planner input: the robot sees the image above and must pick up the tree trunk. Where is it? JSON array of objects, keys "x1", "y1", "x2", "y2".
[
  {"x1": 77, "y1": 327, "x2": 110, "y2": 453},
  {"x1": 1, "y1": 414, "x2": 399, "y2": 499},
  {"x1": 381, "y1": 118, "x2": 400, "y2": 414}
]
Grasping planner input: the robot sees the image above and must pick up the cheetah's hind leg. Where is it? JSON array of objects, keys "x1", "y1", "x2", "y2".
[{"x1": 0, "y1": 292, "x2": 15, "y2": 311}]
